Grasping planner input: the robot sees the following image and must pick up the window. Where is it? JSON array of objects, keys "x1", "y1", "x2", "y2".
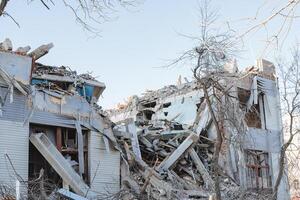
[
  {"x1": 245, "y1": 149, "x2": 272, "y2": 189},
  {"x1": 238, "y1": 88, "x2": 266, "y2": 129},
  {"x1": 245, "y1": 104, "x2": 262, "y2": 128}
]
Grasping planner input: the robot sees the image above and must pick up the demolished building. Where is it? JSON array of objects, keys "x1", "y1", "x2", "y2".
[
  {"x1": 0, "y1": 39, "x2": 120, "y2": 199},
  {"x1": 0, "y1": 38, "x2": 291, "y2": 200},
  {"x1": 107, "y1": 59, "x2": 290, "y2": 200}
]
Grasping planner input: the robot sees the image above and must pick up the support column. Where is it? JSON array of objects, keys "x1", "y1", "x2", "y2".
[{"x1": 56, "y1": 127, "x2": 62, "y2": 152}]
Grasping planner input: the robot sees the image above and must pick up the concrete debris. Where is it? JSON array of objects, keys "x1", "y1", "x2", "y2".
[
  {"x1": 28, "y1": 43, "x2": 54, "y2": 60},
  {"x1": 15, "y1": 45, "x2": 31, "y2": 55},
  {"x1": 113, "y1": 115, "x2": 241, "y2": 199},
  {"x1": 0, "y1": 38, "x2": 12, "y2": 51},
  {"x1": 108, "y1": 59, "x2": 289, "y2": 200},
  {"x1": 0, "y1": 38, "x2": 53, "y2": 60}
]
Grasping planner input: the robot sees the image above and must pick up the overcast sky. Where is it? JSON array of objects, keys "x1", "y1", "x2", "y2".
[{"x1": 0, "y1": 1, "x2": 299, "y2": 108}]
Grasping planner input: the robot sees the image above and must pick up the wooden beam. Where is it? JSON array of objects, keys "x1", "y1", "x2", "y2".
[
  {"x1": 121, "y1": 161, "x2": 140, "y2": 194},
  {"x1": 188, "y1": 148, "x2": 214, "y2": 190},
  {"x1": 56, "y1": 127, "x2": 62, "y2": 152},
  {"x1": 157, "y1": 132, "x2": 199, "y2": 172}
]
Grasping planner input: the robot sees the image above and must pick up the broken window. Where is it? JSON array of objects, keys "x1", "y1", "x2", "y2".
[
  {"x1": 245, "y1": 149, "x2": 272, "y2": 190},
  {"x1": 29, "y1": 124, "x2": 90, "y2": 186},
  {"x1": 238, "y1": 88, "x2": 266, "y2": 129},
  {"x1": 245, "y1": 104, "x2": 262, "y2": 128}
]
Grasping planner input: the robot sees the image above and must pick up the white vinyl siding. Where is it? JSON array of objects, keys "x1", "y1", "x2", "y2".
[
  {"x1": 88, "y1": 131, "x2": 120, "y2": 195},
  {"x1": 0, "y1": 120, "x2": 29, "y2": 195}
]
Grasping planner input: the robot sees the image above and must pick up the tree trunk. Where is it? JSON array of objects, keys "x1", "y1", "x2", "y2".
[
  {"x1": 0, "y1": 0, "x2": 8, "y2": 16},
  {"x1": 272, "y1": 115, "x2": 294, "y2": 199},
  {"x1": 203, "y1": 85, "x2": 223, "y2": 200}
]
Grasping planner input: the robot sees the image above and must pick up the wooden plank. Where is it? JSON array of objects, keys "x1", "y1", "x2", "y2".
[
  {"x1": 139, "y1": 136, "x2": 153, "y2": 148},
  {"x1": 124, "y1": 141, "x2": 133, "y2": 166},
  {"x1": 157, "y1": 132, "x2": 199, "y2": 172},
  {"x1": 121, "y1": 161, "x2": 140, "y2": 194},
  {"x1": 131, "y1": 152, "x2": 173, "y2": 199},
  {"x1": 189, "y1": 148, "x2": 214, "y2": 190},
  {"x1": 195, "y1": 105, "x2": 211, "y2": 135}
]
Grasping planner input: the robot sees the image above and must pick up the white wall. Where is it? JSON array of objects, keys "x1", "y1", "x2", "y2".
[
  {"x1": 153, "y1": 90, "x2": 203, "y2": 125},
  {"x1": 88, "y1": 131, "x2": 120, "y2": 196},
  {"x1": 0, "y1": 52, "x2": 32, "y2": 85},
  {"x1": 0, "y1": 120, "x2": 29, "y2": 196}
]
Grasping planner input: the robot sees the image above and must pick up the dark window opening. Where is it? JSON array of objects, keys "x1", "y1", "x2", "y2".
[
  {"x1": 163, "y1": 102, "x2": 171, "y2": 108},
  {"x1": 142, "y1": 101, "x2": 157, "y2": 108},
  {"x1": 143, "y1": 110, "x2": 155, "y2": 120},
  {"x1": 164, "y1": 112, "x2": 168, "y2": 116},
  {"x1": 172, "y1": 123, "x2": 183, "y2": 130},
  {"x1": 245, "y1": 104, "x2": 262, "y2": 128},
  {"x1": 238, "y1": 87, "x2": 264, "y2": 129},
  {"x1": 238, "y1": 88, "x2": 251, "y2": 106}
]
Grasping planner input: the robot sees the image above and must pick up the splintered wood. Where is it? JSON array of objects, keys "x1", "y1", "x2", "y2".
[{"x1": 115, "y1": 108, "x2": 219, "y2": 199}]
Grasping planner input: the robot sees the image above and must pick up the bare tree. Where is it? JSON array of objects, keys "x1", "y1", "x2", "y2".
[
  {"x1": 167, "y1": 1, "x2": 241, "y2": 199},
  {"x1": 272, "y1": 45, "x2": 300, "y2": 199},
  {"x1": 239, "y1": 0, "x2": 300, "y2": 53},
  {"x1": 0, "y1": 0, "x2": 141, "y2": 33},
  {"x1": 0, "y1": 0, "x2": 8, "y2": 16}
]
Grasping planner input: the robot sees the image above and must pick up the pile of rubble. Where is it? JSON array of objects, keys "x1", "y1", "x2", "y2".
[
  {"x1": 112, "y1": 117, "x2": 273, "y2": 199},
  {"x1": 107, "y1": 61, "x2": 280, "y2": 199},
  {"x1": 116, "y1": 121, "x2": 216, "y2": 199}
]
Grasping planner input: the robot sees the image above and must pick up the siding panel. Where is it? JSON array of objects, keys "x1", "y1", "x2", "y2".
[
  {"x1": 0, "y1": 120, "x2": 29, "y2": 190},
  {"x1": 0, "y1": 88, "x2": 26, "y2": 122},
  {"x1": 30, "y1": 110, "x2": 76, "y2": 129},
  {"x1": 88, "y1": 131, "x2": 120, "y2": 195}
]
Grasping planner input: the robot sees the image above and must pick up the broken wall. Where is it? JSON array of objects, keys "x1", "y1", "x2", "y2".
[
  {"x1": 108, "y1": 59, "x2": 290, "y2": 200},
  {"x1": 153, "y1": 90, "x2": 203, "y2": 125},
  {"x1": 0, "y1": 51, "x2": 32, "y2": 85}
]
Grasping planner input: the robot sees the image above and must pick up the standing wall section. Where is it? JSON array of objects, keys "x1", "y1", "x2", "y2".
[
  {"x1": 88, "y1": 131, "x2": 120, "y2": 196},
  {"x1": 0, "y1": 88, "x2": 29, "y2": 195}
]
